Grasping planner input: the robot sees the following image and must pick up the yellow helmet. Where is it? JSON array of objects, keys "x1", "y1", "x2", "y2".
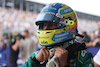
[{"x1": 35, "y1": 3, "x2": 78, "y2": 46}]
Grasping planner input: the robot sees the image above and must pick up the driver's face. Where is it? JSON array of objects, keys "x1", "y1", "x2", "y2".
[{"x1": 43, "y1": 22, "x2": 58, "y2": 30}]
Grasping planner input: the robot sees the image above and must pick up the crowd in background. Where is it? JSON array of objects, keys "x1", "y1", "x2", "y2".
[
  {"x1": 0, "y1": 8, "x2": 100, "y2": 67},
  {"x1": 0, "y1": 29, "x2": 40, "y2": 67},
  {"x1": 80, "y1": 21, "x2": 100, "y2": 47},
  {"x1": 0, "y1": 7, "x2": 38, "y2": 34}
]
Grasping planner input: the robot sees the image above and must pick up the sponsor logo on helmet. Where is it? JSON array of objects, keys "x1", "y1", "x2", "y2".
[
  {"x1": 49, "y1": 6, "x2": 57, "y2": 10},
  {"x1": 41, "y1": 40, "x2": 48, "y2": 44},
  {"x1": 64, "y1": 8, "x2": 72, "y2": 13},
  {"x1": 60, "y1": 7, "x2": 73, "y2": 15},
  {"x1": 52, "y1": 31, "x2": 72, "y2": 41}
]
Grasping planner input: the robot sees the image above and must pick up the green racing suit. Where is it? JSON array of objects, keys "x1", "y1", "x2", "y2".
[
  {"x1": 21, "y1": 50, "x2": 94, "y2": 67},
  {"x1": 21, "y1": 42, "x2": 94, "y2": 67}
]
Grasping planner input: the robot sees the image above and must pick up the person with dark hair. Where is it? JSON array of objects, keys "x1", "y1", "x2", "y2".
[
  {"x1": 20, "y1": 30, "x2": 36, "y2": 63},
  {"x1": 9, "y1": 34, "x2": 21, "y2": 67},
  {"x1": 92, "y1": 21, "x2": 100, "y2": 47},
  {"x1": 21, "y1": 3, "x2": 94, "y2": 67},
  {"x1": 82, "y1": 31, "x2": 91, "y2": 43},
  {"x1": 86, "y1": 21, "x2": 100, "y2": 47}
]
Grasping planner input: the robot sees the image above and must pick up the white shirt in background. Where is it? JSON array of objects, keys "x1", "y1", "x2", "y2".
[{"x1": 93, "y1": 49, "x2": 100, "y2": 65}]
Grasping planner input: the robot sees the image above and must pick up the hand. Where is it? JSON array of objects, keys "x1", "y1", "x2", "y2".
[
  {"x1": 54, "y1": 47, "x2": 68, "y2": 67},
  {"x1": 35, "y1": 48, "x2": 49, "y2": 62},
  {"x1": 15, "y1": 40, "x2": 21, "y2": 47},
  {"x1": 12, "y1": 40, "x2": 20, "y2": 51}
]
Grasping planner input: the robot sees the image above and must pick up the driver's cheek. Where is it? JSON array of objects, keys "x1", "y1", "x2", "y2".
[
  {"x1": 51, "y1": 26, "x2": 58, "y2": 29},
  {"x1": 43, "y1": 25, "x2": 50, "y2": 30}
]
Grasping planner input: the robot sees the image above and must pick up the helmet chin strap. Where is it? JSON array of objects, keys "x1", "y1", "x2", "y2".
[
  {"x1": 46, "y1": 34, "x2": 84, "y2": 67},
  {"x1": 46, "y1": 48, "x2": 60, "y2": 67},
  {"x1": 46, "y1": 38, "x2": 76, "y2": 67},
  {"x1": 62, "y1": 33, "x2": 84, "y2": 49},
  {"x1": 45, "y1": 38, "x2": 75, "y2": 49}
]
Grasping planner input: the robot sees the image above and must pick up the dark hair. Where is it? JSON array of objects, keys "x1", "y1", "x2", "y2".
[
  {"x1": 16, "y1": 33, "x2": 25, "y2": 40},
  {"x1": 24, "y1": 30, "x2": 29, "y2": 33}
]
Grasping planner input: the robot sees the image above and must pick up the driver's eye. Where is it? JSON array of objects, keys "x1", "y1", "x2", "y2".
[
  {"x1": 43, "y1": 22, "x2": 57, "y2": 27},
  {"x1": 39, "y1": 22, "x2": 58, "y2": 30}
]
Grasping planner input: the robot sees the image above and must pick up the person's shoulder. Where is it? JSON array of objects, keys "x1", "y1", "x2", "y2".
[
  {"x1": 29, "y1": 37, "x2": 35, "y2": 41},
  {"x1": 20, "y1": 39, "x2": 24, "y2": 42},
  {"x1": 78, "y1": 50, "x2": 93, "y2": 58},
  {"x1": 31, "y1": 51, "x2": 40, "y2": 58},
  {"x1": 77, "y1": 50, "x2": 93, "y2": 64},
  {"x1": 25, "y1": 51, "x2": 40, "y2": 62}
]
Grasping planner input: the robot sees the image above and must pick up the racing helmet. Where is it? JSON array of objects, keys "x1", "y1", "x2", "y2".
[{"x1": 35, "y1": 3, "x2": 78, "y2": 46}]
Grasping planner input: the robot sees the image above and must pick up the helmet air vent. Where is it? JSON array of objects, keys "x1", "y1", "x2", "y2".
[
  {"x1": 37, "y1": 32, "x2": 40, "y2": 34},
  {"x1": 46, "y1": 32, "x2": 51, "y2": 34}
]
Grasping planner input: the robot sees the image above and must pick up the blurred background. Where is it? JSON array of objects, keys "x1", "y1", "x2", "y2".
[{"x1": 0, "y1": 0, "x2": 100, "y2": 67}]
